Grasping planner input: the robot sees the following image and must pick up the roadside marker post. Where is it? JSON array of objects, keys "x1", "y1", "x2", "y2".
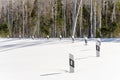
[
  {"x1": 69, "y1": 54, "x2": 75, "y2": 73},
  {"x1": 96, "y1": 38, "x2": 101, "y2": 57},
  {"x1": 84, "y1": 36, "x2": 88, "y2": 45},
  {"x1": 72, "y1": 36, "x2": 75, "y2": 43},
  {"x1": 47, "y1": 35, "x2": 49, "y2": 40},
  {"x1": 59, "y1": 35, "x2": 62, "y2": 40}
]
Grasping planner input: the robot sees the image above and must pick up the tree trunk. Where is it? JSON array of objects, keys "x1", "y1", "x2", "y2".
[
  {"x1": 7, "y1": 0, "x2": 11, "y2": 37},
  {"x1": 79, "y1": 0, "x2": 83, "y2": 38},
  {"x1": 72, "y1": 0, "x2": 82, "y2": 37},
  {"x1": 98, "y1": 1, "x2": 102, "y2": 37},
  {"x1": 62, "y1": 0, "x2": 67, "y2": 37},
  {"x1": 111, "y1": 0, "x2": 116, "y2": 22},
  {"x1": 90, "y1": 0, "x2": 93, "y2": 38},
  {"x1": 72, "y1": 0, "x2": 77, "y2": 37},
  {"x1": 22, "y1": 0, "x2": 25, "y2": 38},
  {"x1": 37, "y1": 0, "x2": 40, "y2": 38},
  {"x1": 94, "y1": 0, "x2": 96, "y2": 38}
]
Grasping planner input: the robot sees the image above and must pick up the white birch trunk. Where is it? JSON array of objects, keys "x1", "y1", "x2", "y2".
[
  {"x1": 72, "y1": 0, "x2": 77, "y2": 37},
  {"x1": 7, "y1": 0, "x2": 11, "y2": 36},
  {"x1": 111, "y1": 0, "x2": 116, "y2": 22},
  {"x1": 51, "y1": 1, "x2": 54, "y2": 37},
  {"x1": 62, "y1": 0, "x2": 67, "y2": 37},
  {"x1": 90, "y1": 0, "x2": 93, "y2": 38},
  {"x1": 79, "y1": 0, "x2": 83, "y2": 38},
  {"x1": 55, "y1": 0, "x2": 57, "y2": 37},
  {"x1": 25, "y1": 3, "x2": 28, "y2": 37},
  {"x1": 22, "y1": 0, "x2": 25, "y2": 38},
  {"x1": 94, "y1": 0, "x2": 96, "y2": 38},
  {"x1": 37, "y1": 0, "x2": 40, "y2": 37},
  {"x1": 98, "y1": 1, "x2": 102, "y2": 37},
  {"x1": 11, "y1": 0, "x2": 14, "y2": 37},
  {"x1": 105, "y1": 1, "x2": 108, "y2": 26},
  {"x1": 72, "y1": 0, "x2": 82, "y2": 37}
]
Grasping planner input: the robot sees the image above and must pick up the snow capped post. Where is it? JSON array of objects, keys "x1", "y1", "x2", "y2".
[
  {"x1": 72, "y1": 36, "x2": 75, "y2": 43},
  {"x1": 69, "y1": 54, "x2": 75, "y2": 73},
  {"x1": 59, "y1": 35, "x2": 62, "y2": 40},
  {"x1": 19, "y1": 35, "x2": 21, "y2": 39},
  {"x1": 7, "y1": 35, "x2": 9, "y2": 39},
  {"x1": 32, "y1": 36, "x2": 35, "y2": 40},
  {"x1": 96, "y1": 38, "x2": 101, "y2": 57},
  {"x1": 47, "y1": 35, "x2": 49, "y2": 40},
  {"x1": 84, "y1": 36, "x2": 88, "y2": 45}
]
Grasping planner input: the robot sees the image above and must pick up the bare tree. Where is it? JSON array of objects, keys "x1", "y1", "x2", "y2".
[
  {"x1": 72, "y1": 0, "x2": 82, "y2": 38},
  {"x1": 98, "y1": 0, "x2": 102, "y2": 37},
  {"x1": 90, "y1": 0, "x2": 93, "y2": 38},
  {"x1": 94, "y1": 0, "x2": 97, "y2": 38},
  {"x1": 22, "y1": 0, "x2": 25, "y2": 38},
  {"x1": 37, "y1": 0, "x2": 40, "y2": 37},
  {"x1": 72, "y1": 0, "x2": 77, "y2": 37},
  {"x1": 111, "y1": 0, "x2": 116, "y2": 22},
  {"x1": 62, "y1": 0, "x2": 67, "y2": 37},
  {"x1": 105, "y1": 1, "x2": 108, "y2": 26},
  {"x1": 50, "y1": 0, "x2": 55, "y2": 37},
  {"x1": 7, "y1": 0, "x2": 11, "y2": 36},
  {"x1": 79, "y1": 0, "x2": 83, "y2": 38}
]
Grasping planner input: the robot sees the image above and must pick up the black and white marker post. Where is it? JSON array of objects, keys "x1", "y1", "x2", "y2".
[
  {"x1": 84, "y1": 36, "x2": 88, "y2": 45},
  {"x1": 69, "y1": 54, "x2": 75, "y2": 73},
  {"x1": 96, "y1": 38, "x2": 101, "y2": 57},
  {"x1": 72, "y1": 36, "x2": 75, "y2": 43},
  {"x1": 47, "y1": 35, "x2": 49, "y2": 40},
  {"x1": 7, "y1": 35, "x2": 10, "y2": 39},
  {"x1": 19, "y1": 35, "x2": 21, "y2": 39},
  {"x1": 59, "y1": 35, "x2": 62, "y2": 40},
  {"x1": 32, "y1": 35, "x2": 35, "y2": 40}
]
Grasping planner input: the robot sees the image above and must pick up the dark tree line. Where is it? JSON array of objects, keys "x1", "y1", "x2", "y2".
[{"x1": 0, "y1": 0, "x2": 120, "y2": 38}]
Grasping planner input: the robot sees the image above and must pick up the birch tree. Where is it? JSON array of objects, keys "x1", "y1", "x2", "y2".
[
  {"x1": 50, "y1": 0, "x2": 55, "y2": 37},
  {"x1": 72, "y1": 0, "x2": 82, "y2": 38},
  {"x1": 22, "y1": 0, "x2": 25, "y2": 38},
  {"x1": 90, "y1": 0, "x2": 93, "y2": 38},
  {"x1": 98, "y1": 0, "x2": 102, "y2": 37},
  {"x1": 37, "y1": 0, "x2": 40, "y2": 37},
  {"x1": 72, "y1": 0, "x2": 77, "y2": 37},
  {"x1": 111, "y1": 0, "x2": 116, "y2": 22},
  {"x1": 94, "y1": 0, "x2": 97, "y2": 38},
  {"x1": 62, "y1": 0, "x2": 67, "y2": 37},
  {"x1": 7, "y1": 0, "x2": 11, "y2": 36},
  {"x1": 55, "y1": 0, "x2": 57, "y2": 37},
  {"x1": 79, "y1": 0, "x2": 83, "y2": 38},
  {"x1": 105, "y1": 1, "x2": 108, "y2": 26}
]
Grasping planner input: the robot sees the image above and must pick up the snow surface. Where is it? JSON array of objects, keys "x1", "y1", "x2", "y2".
[{"x1": 0, "y1": 38, "x2": 120, "y2": 80}]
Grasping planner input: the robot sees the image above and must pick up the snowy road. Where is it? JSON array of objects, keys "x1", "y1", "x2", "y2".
[{"x1": 0, "y1": 38, "x2": 120, "y2": 80}]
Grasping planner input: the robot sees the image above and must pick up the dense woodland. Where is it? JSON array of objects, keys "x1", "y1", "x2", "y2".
[{"x1": 0, "y1": 0, "x2": 120, "y2": 38}]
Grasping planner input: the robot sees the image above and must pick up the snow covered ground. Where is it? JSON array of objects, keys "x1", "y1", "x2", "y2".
[{"x1": 0, "y1": 38, "x2": 120, "y2": 80}]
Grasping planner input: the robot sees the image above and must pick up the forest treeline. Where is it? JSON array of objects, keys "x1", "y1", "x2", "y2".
[{"x1": 0, "y1": 0, "x2": 120, "y2": 38}]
